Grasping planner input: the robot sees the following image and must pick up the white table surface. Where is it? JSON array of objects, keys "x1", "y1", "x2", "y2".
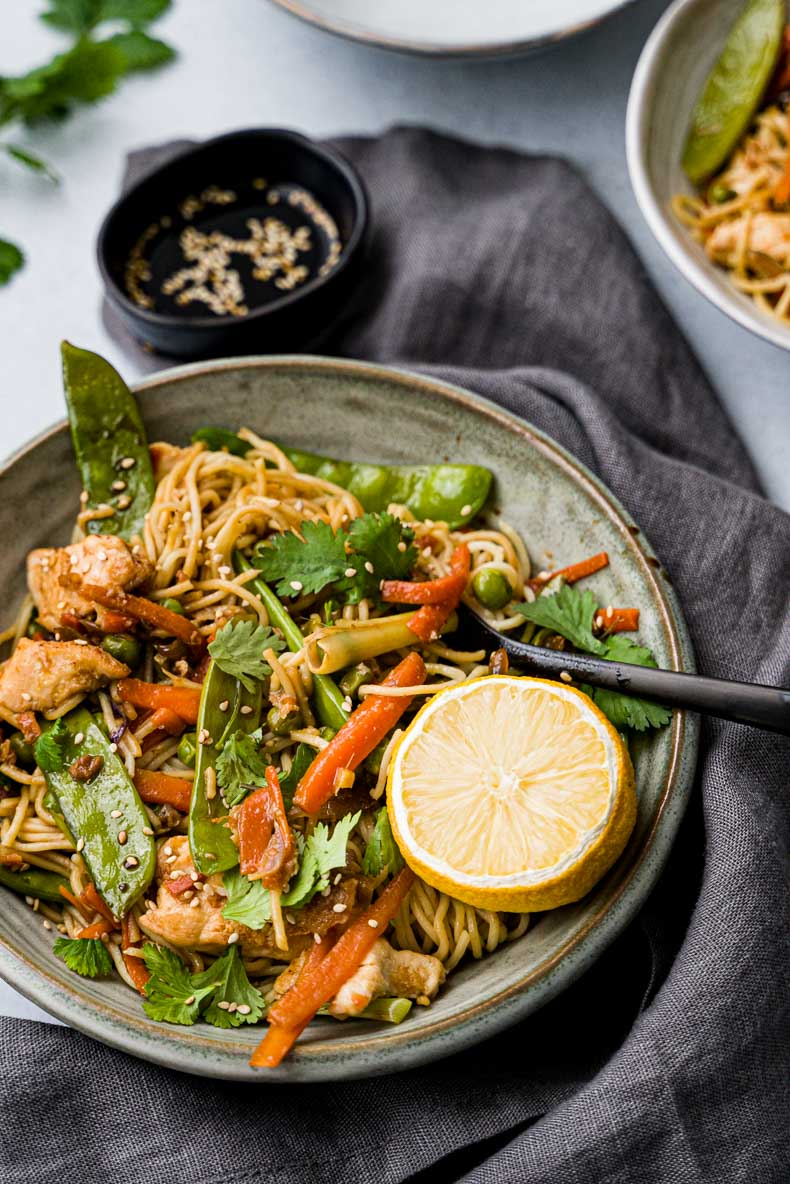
[{"x1": 1, "y1": 0, "x2": 787, "y2": 1027}]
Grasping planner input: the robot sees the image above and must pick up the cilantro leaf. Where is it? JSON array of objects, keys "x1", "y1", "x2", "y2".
[
  {"x1": 253, "y1": 519, "x2": 348, "y2": 599},
  {"x1": 515, "y1": 585, "x2": 605, "y2": 654},
  {"x1": 40, "y1": 0, "x2": 171, "y2": 32},
  {"x1": 141, "y1": 943, "x2": 212, "y2": 1025},
  {"x1": 35, "y1": 717, "x2": 70, "y2": 773},
  {"x1": 362, "y1": 807, "x2": 404, "y2": 877},
  {"x1": 215, "y1": 730, "x2": 268, "y2": 808},
  {"x1": 221, "y1": 865, "x2": 271, "y2": 929},
  {"x1": 97, "y1": 0, "x2": 172, "y2": 24},
  {"x1": 106, "y1": 30, "x2": 175, "y2": 70},
  {"x1": 40, "y1": 0, "x2": 101, "y2": 33},
  {"x1": 4, "y1": 144, "x2": 59, "y2": 182},
  {"x1": 53, "y1": 936, "x2": 112, "y2": 978},
  {"x1": 208, "y1": 618, "x2": 285, "y2": 692},
  {"x1": 191, "y1": 946, "x2": 263, "y2": 1029},
  {"x1": 0, "y1": 239, "x2": 24, "y2": 287},
  {"x1": 336, "y1": 513, "x2": 417, "y2": 603},
  {"x1": 0, "y1": 41, "x2": 127, "y2": 125},
  {"x1": 277, "y1": 743, "x2": 314, "y2": 809},
  {"x1": 308, "y1": 812, "x2": 360, "y2": 889}
]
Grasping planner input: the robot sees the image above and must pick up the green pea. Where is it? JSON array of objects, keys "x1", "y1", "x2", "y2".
[
  {"x1": 161, "y1": 597, "x2": 184, "y2": 615},
  {"x1": 8, "y1": 733, "x2": 35, "y2": 769},
  {"x1": 101, "y1": 633, "x2": 142, "y2": 668},
  {"x1": 267, "y1": 705, "x2": 301, "y2": 736},
  {"x1": 709, "y1": 183, "x2": 736, "y2": 204},
  {"x1": 178, "y1": 732, "x2": 197, "y2": 768},
  {"x1": 472, "y1": 568, "x2": 512, "y2": 611},
  {"x1": 339, "y1": 663, "x2": 371, "y2": 698}
]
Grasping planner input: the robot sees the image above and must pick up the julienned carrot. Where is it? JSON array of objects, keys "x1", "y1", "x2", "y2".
[
  {"x1": 237, "y1": 767, "x2": 295, "y2": 889},
  {"x1": 99, "y1": 609, "x2": 136, "y2": 634},
  {"x1": 121, "y1": 914, "x2": 150, "y2": 996},
  {"x1": 118, "y1": 679, "x2": 201, "y2": 724},
  {"x1": 249, "y1": 935, "x2": 333, "y2": 1068},
  {"x1": 293, "y1": 652, "x2": 426, "y2": 814},
  {"x1": 81, "y1": 883, "x2": 116, "y2": 924},
  {"x1": 266, "y1": 868, "x2": 415, "y2": 1035},
  {"x1": 528, "y1": 550, "x2": 609, "y2": 592},
  {"x1": 596, "y1": 607, "x2": 640, "y2": 634},
  {"x1": 58, "y1": 884, "x2": 92, "y2": 922},
  {"x1": 74, "y1": 581, "x2": 205, "y2": 650},
  {"x1": 148, "y1": 706, "x2": 188, "y2": 736},
  {"x1": 381, "y1": 545, "x2": 471, "y2": 606},
  {"x1": 776, "y1": 110, "x2": 790, "y2": 204},
  {"x1": 134, "y1": 768, "x2": 194, "y2": 813},
  {"x1": 77, "y1": 918, "x2": 114, "y2": 940},
  {"x1": 407, "y1": 545, "x2": 471, "y2": 643}
]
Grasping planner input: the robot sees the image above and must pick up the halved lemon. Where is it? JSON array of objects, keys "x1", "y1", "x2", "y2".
[{"x1": 387, "y1": 675, "x2": 636, "y2": 913}]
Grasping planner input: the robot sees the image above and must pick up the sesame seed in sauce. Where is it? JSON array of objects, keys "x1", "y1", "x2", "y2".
[
  {"x1": 422, "y1": 546, "x2": 432, "y2": 558},
  {"x1": 117, "y1": 830, "x2": 128, "y2": 845},
  {"x1": 198, "y1": 729, "x2": 212, "y2": 745},
  {"x1": 460, "y1": 504, "x2": 472, "y2": 517},
  {"x1": 116, "y1": 495, "x2": 132, "y2": 510},
  {"x1": 227, "y1": 932, "x2": 239, "y2": 944},
  {"x1": 190, "y1": 871, "x2": 199, "y2": 882},
  {"x1": 74, "y1": 638, "x2": 88, "y2": 646},
  {"x1": 111, "y1": 479, "x2": 127, "y2": 492},
  {"x1": 189, "y1": 897, "x2": 200, "y2": 908},
  {"x1": 228, "y1": 1002, "x2": 238, "y2": 1014},
  {"x1": 74, "y1": 732, "x2": 84, "y2": 745},
  {"x1": 240, "y1": 705, "x2": 253, "y2": 716},
  {"x1": 21, "y1": 692, "x2": 31, "y2": 703},
  {"x1": 124, "y1": 856, "x2": 139, "y2": 870},
  {"x1": 119, "y1": 457, "x2": 136, "y2": 470},
  {"x1": 344, "y1": 567, "x2": 357, "y2": 578},
  {"x1": 165, "y1": 854, "x2": 177, "y2": 865},
  {"x1": 333, "y1": 873, "x2": 342, "y2": 885},
  {"x1": 313, "y1": 933, "x2": 322, "y2": 944},
  {"x1": 169, "y1": 869, "x2": 182, "y2": 879},
  {"x1": 142, "y1": 826, "x2": 154, "y2": 836},
  {"x1": 559, "y1": 671, "x2": 572, "y2": 684},
  {"x1": 364, "y1": 561, "x2": 374, "y2": 574},
  {"x1": 111, "y1": 809, "x2": 122, "y2": 819},
  {"x1": 218, "y1": 700, "x2": 229, "y2": 713},
  {"x1": 332, "y1": 903, "x2": 347, "y2": 914},
  {"x1": 605, "y1": 606, "x2": 614, "y2": 620},
  {"x1": 218, "y1": 566, "x2": 231, "y2": 578},
  {"x1": 97, "y1": 550, "x2": 107, "y2": 561},
  {"x1": 367, "y1": 919, "x2": 379, "y2": 929},
  {"x1": 397, "y1": 541, "x2": 407, "y2": 552}
]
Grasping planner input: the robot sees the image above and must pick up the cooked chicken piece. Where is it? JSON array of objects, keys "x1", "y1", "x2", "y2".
[
  {"x1": 138, "y1": 835, "x2": 361, "y2": 959},
  {"x1": 327, "y1": 939, "x2": 445, "y2": 1018},
  {"x1": 706, "y1": 212, "x2": 790, "y2": 268},
  {"x1": 0, "y1": 638, "x2": 128, "y2": 720},
  {"x1": 27, "y1": 534, "x2": 153, "y2": 633}
]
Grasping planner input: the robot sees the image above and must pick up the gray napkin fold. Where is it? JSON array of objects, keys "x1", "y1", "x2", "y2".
[{"x1": 3, "y1": 127, "x2": 788, "y2": 1184}]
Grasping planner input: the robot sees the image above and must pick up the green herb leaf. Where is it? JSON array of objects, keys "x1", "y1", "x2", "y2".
[
  {"x1": 40, "y1": 0, "x2": 101, "y2": 33},
  {"x1": 208, "y1": 618, "x2": 285, "y2": 692},
  {"x1": 141, "y1": 943, "x2": 211, "y2": 1025},
  {"x1": 308, "y1": 812, "x2": 361, "y2": 889},
  {"x1": 106, "y1": 29, "x2": 175, "y2": 70},
  {"x1": 362, "y1": 807, "x2": 404, "y2": 877},
  {"x1": 336, "y1": 513, "x2": 417, "y2": 603},
  {"x1": 53, "y1": 936, "x2": 112, "y2": 978},
  {"x1": 215, "y1": 730, "x2": 268, "y2": 808},
  {"x1": 4, "y1": 144, "x2": 59, "y2": 182},
  {"x1": 254, "y1": 519, "x2": 348, "y2": 599},
  {"x1": 277, "y1": 743, "x2": 314, "y2": 809},
  {"x1": 515, "y1": 585, "x2": 604, "y2": 654},
  {"x1": 221, "y1": 864, "x2": 271, "y2": 929},
  {"x1": 0, "y1": 239, "x2": 24, "y2": 286},
  {"x1": 0, "y1": 40, "x2": 127, "y2": 126},
  {"x1": 191, "y1": 427, "x2": 250, "y2": 457},
  {"x1": 190, "y1": 945, "x2": 264, "y2": 1028},
  {"x1": 97, "y1": 0, "x2": 171, "y2": 25},
  {"x1": 583, "y1": 635, "x2": 672, "y2": 732},
  {"x1": 35, "y1": 717, "x2": 70, "y2": 773}
]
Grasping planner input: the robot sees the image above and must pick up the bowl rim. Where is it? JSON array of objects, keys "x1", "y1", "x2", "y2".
[
  {"x1": 96, "y1": 127, "x2": 369, "y2": 332},
  {"x1": 625, "y1": 0, "x2": 790, "y2": 353},
  {"x1": 266, "y1": 0, "x2": 638, "y2": 59},
  {"x1": 0, "y1": 355, "x2": 699, "y2": 1081}
]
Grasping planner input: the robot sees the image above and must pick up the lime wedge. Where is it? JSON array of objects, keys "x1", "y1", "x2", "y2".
[{"x1": 682, "y1": 0, "x2": 785, "y2": 185}]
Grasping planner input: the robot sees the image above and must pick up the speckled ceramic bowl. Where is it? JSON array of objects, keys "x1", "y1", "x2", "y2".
[
  {"x1": 0, "y1": 357, "x2": 698, "y2": 1081},
  {"x1": 626, "y1": 0, "x2": 790, "y2": 352}
]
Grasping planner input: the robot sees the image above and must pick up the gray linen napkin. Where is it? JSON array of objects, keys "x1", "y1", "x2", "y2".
[{"x1": 2, "y1": 128, "x2": 788, "y2": 1184}]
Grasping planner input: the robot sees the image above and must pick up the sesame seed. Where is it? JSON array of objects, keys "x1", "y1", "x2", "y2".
[
  {"x1": 169, "y1": 869, "x2": 182, "y2": 879},
  {"x1": 163, "y1": 845, "x2": 172, "y2": 855},
  {"x1": 21, "y1": 692, "x2": 31, "y2": 703},
  {"x1": 313, "y1": 932, "x2": 322, "y2": 944},
  {"x1": 559, "y1": 671, "x2": 572, "y2": 684},
  {"x1": 422, "y1": 546, "x2": 432, "y2": 558},
  {"x1": 217, "y1": 1000, "x2": 230, "y2": 1010},
  {"x1": 605, "y1": 606, "x2": 614, "y2": 619},
  {"x1": 367, "y1": 919, "x2": 379, "y2": 929},
  {"x1": 111, "y1": 809, "x2": 122, "y2": 819},
  {"x1": 228, "y1": 1002, "x2": 238, "y2": 1014},
  {"x1": 165, "y1": 854, "x2": 177, "y2": 864},
  {"x1": 198, "y1": 729, "x2": 212, "y2": 745},
  {"x1": 124, "y1": 856, "x2": 139, "y2": 869},
  {"x1": 119, "y1": 457, "x2": 136, "y2": 470},
  {"x1": 109, "y1": 743, "x2": 118, "y2": 753},
  {"x1": 218, "y1": 700, "x2": 229, "y2": 712},
  {"x1": 344, "y1": 567, "x2": 357, "y2": 578},
  {"x1": 42, "y1": 919, "x2": 52, "y2": 931},
  {"x1": 333, "y1": 872, "x2": 342, "y2": 885},
  {"x1": 332, "y1": 903, "x2": 347, "y2": 913},
  {"x1": 76, "y1": 837, "x2": 85, "y2": 852},
  {"x1": 74, "y1": 732, "x2": 84, "y2": 745},
  {"x1": 111, "y1": 479, "x2": 127, "y2": 492},
  {"x1": 189, "y1": 897, "x2": 200, "y2": 908},
  {"x1": 218, "y1": 565, "x2": 231, "y2": 578},
  {"x1": 290, "y1": 580, "x2": 303, "y2": 592},
  {"x1": 32, "y1": 898, "x2": 40, "y2": 912},
  {"x1": 205, "y1": 852, "x2": 217, "y2": 861},
  {"x1": 74, "y1": 638, "x2": 88, "y2": 646},
  {"x1": 237, "y1": 1004, "x2": 251, "y2": 1015},
  {"x1": 285, "y1": 912, "x2": 296, "y2": 924},
  {"x1": 56, "y1": 600, "x2": 65, "y2": 610},
  {"x1": 142, "y1": 826, "x2": 154, "y2": 836},
  {"x1": 397, "y1": 541, "x2": 407, "y2": 552},
  {"x1": 362, "y1": 561, "x2": 374, "y2": 575},
  {"x1": 117, "y1": 830, "x2": 127, "y2": 845},
  {"x1": 461, "y1": 504, "x2": 473, "y2": 517},
  {"x1": 240, "y1": 705, "x2": 253, "y2": 715},
  {"x1": 116, "y1": 495, "x2": 132, "y2": 510},
  {"x1": 97, "y1": 549, "x2": 108, "y2": 561},
  {"x1": 184, "y1": 995, "x2": 195, "y2": 1005},
  {"x1": 341, "y1": 697, "x2": 353, "y2": 712},
  {"x1": 227, "y1": 932, "x2": 239, "y2": 944}
]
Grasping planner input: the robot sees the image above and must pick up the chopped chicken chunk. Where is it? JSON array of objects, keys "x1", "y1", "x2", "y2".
[
  {"x1": 27, "y1": 534, "x2": 153, "y2": 632},
  {"x1": 0, "y1": 638, "x2": 128, "y2": 720},
  {"x1": 138, "y1": 835, "x2": 360, "y2": 959},
  {"x1": 327, "y1": 939, "x2": 445, "y2": 1018},
  {"x1": 706, "y1": 212, "x2": 790, "y2": 269}
]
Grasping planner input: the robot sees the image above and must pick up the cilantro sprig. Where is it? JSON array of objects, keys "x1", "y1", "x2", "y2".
[
  {"x1": 207, "y1": 618, "x2": 286, "y2": 692},
  {"x1": 252, "y1": 512, "x2": 417, "y2": 604},
  {"x1": 215, "y1": 729, "x2": 269, "y2": 808},
  {"x1": 141, "y1": 943, "x2": 263, "y2": 1029},
  {"x1": 515, "y1": 584, "x2": 671, "y2": 733},
  {"x1": 35, "y1": 716, "x2": 70, "y2": 773},
  {"x1": 362, "y1": 807, "x2": 404, "y2": 877},
  {"x1": 53, "y1": 935, "x2": 113, "y2": 978}
]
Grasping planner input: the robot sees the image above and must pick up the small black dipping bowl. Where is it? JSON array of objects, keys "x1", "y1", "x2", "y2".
[{"x1": 97, "y1": 128, "x2": 369, "y2": 358}]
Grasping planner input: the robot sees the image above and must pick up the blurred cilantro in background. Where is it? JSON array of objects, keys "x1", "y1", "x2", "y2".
[{"x1": 0, "y1": 0, "x2": 177, "y2": 285}]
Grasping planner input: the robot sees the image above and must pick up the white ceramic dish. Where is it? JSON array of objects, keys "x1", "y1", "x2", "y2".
[
  {"x1": 266, "y1": 0, "x2": 637, "y2": 59},
  {"x1": 627, "y1": 0, "x2": 790, "y2": 353}
]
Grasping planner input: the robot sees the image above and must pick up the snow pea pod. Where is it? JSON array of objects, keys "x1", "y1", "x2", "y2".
[
  {"x1": 0, "y1": 864, "x2": 69, "y2": 903},
  {"x1": 61, "y1": 341, "x2": 155, "y2": 541},
  {"x1": 281, "y1": 447, "x2": 492, "y2": 529},
  {"x1": 189, "y1": 661, "x2": 262, "y2": 876},
  {"x1": 41, "y1": 707, "x2": 155, "y2": 918},
  {"x1": 192, "y1": 427, "x2": 251, "y2": 457},
  {"x1": 233, "y1": 552, "x2": 348, "y2": 732}
]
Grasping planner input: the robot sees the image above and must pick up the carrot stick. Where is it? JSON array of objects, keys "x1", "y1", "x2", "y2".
[
  {"x1": 77, "y1": 919, "x2": 114, "y2": 940},
  {"x1": 118, "y1": 679, "x2": 201, "y2": 724},
  {"x1": 293, "y1": 652, "x2": 426, "y2": 814},
  {"x1": 266, "y1": 868, "x2": 415, "y2": 1034},
  {"x1": 148, "y1": 706, "x2": 187, "y2": 736},
  {"x1": 237, "y1": 767, "x2": 295, "y2": 890},
  {"x1": 100, "y1": 610, "x2": 137, "y2": 634},
  {"x1": 73, "y1": 581, "x2": 205, "y2": 649},
  {"x1": 121, "y1": 914, "x2": 150, "y2": 996},
  {"x1": 382, "y1": 546, "x2": 470, "y2": 606},
  {"x1": 249, "y1": 935, "x2": 333, "y2": 1068},
  {"x1": 407, "y1": 545, "x2": 471, "y2": 643},
  {"x1": 776, "y1": 110, "x2": 790, "y2": 204},
  {"x1": 528, "y1": 550, "x2": 609, "y2": 592},
  {"x1": 134, "y1": 768, "x2": 193, "y2": 813},
  {"x1": 596, "y1": 607, "x2": 640, "y2": 634},
  {"x1": 81, "y1": 883, "x2": 116, "y2": 924},
  {"x1": 58, "y1": 884, "x2": 92, "y2": 923}
]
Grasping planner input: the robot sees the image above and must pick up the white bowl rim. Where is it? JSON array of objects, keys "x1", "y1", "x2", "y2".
[{"x1": 625, "y1": 0, "x2": 790, "y2": 354}]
